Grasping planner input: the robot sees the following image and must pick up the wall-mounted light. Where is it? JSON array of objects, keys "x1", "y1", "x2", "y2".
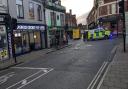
[{"x1": 34, "y1": 35, "x2": 37, "y2": 39}]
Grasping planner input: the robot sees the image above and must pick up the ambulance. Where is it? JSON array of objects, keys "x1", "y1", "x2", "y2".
[{"x1": 84, "y1": 28, "x2": 112, "y2": 41}]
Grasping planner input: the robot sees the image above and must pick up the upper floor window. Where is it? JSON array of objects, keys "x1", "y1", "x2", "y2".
[
  {"x1": 37, "y1": 5, "x2": 42, "y2": 21},
  {"x1": 50, "y1": 12, "x2": 56, "y2": 26},
  {"x1": 29, "y1": 2, "x2": 34, "y2": 19},
  {"x1": 57, "y1": 15, "x2": 59, "y2": 20},
  {"x1": 16, "y1": 0, "x2": 24, "y2": 18}
]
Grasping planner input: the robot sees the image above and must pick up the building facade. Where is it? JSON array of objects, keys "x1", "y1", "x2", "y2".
[
  {"x1": 0, "y1": 0, "x2": 10, "y2": 60},
  {"x1": 8, "y1": 0, "x2": 47, "y2": 55},
  {"x1": 87, "y1": 0, "x2": 127, "y2": 35},
  {"x1": 65, "y1": 9, "x2": 77, "y2": 39},
  {"x1": 87, "y1": 7, "x2": 97, "y2": 29},
  {"x1": 97, "y1": 0, "x2": 122, "y2": 34},
  {"x1": 45, "y1": 0, "x2": 66, "y2": 47}
]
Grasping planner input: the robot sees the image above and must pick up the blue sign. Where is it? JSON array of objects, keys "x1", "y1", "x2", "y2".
[{"x1": 17, "y1": 23, "x2": 45, "y2": 31}]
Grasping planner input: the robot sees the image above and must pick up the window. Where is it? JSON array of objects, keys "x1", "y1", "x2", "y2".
[
  {"x1": 37, "y1": 5, "x2": 42, "y2": 21},
  {"x1": 50, "y1": 12, "x2": 56, "y2": 26},
  {"x1": 57, "y1": 15, "x2": 59, "y2": 20},
  {"x1": 16, "y1": 0, "x2": 24, "y2": 18},
  {"x1": 111, "y1": 4, "x2": 116, "y2": 14},
  {"x1": 60, "y1": 14, "x2": 64, "y2": 26},
  {"x1": 29, "y1": 2, "x2": 34, "y2": 19}
]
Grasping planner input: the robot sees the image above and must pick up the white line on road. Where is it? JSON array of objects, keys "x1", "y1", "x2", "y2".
[
  {"x1": 6, "y1": 68, "x2": 54, "y2": 89},
  {"x1": 11, "y1": 67, "x2": 49, "y2": 70},
  {"x1": 17, "y1": 69, "x2": 53, "y2": 89},
  {"x1": 90, "y1": 62, "x2": 108, "y2": 89},
  {"x1": 96, "y1": 63, "x2": 110, "y2": 89},
  {"x1": 6, "y1": 70, "x2": 43, "y2": 89},
  {"x1": 0, "y1": 72, "x2": 15, "y2": 85},
  {"x1": 0, "y1": 72, "x2": 15, "y2": 79},
  {"x1": 87, "y1": 62, "x2": 106, "y2": 89}
]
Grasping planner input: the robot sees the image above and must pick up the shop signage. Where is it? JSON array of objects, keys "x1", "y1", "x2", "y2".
[{"x1": 17, "y1": 25, "x2": 45, "y2": 31}]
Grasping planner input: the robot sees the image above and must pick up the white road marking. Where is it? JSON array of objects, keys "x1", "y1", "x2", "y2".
[
  {"x1": 11, "y1": 67, "x2": 49, "y2": 70},
  {"x1": 0, "y1": 72, "x2": 15, "y2": 85},
  {"x1": 17, "y1": 69, "x2": 53, "y2": 89},
  {"x1": 21, "y1": 80, "x2": 27, "y2": 85},
  {"x1": 96, "y1": 63, "x2": 110, "y2": 89},
  {"x1": 86, "y1": 44, "x2": 93, "y2": 47},
  {"x1": 6, "y1": 68, "x2": 54, "y2": 89},
  {"x1": 87, "y1": 62, "x2": 106, "y2": 89},
  {"x1": 6, "y1": 70, "x2": 43, "y2": 89}
]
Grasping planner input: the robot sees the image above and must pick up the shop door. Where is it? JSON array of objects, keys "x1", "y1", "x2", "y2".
[
  {"x1": 41, "y1": 32, "x2": 45, "y2": 48},
  {"x1": 22, "y1": 32, "x2": 30, "y2": 52},
  {"x1": 29, "y1": 32, "x2": 35, "y2": 50},
  {"x1": 14, "y1": 31, "x2": 22, "y2": 54},
  {"x1": 34, "y1": 31, "x2": 41, "y2": 49}
]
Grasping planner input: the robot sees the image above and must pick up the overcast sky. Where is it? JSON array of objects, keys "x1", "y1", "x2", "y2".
[{"x1": 61, "y1": 0, "x2": 94, "y2": 17}]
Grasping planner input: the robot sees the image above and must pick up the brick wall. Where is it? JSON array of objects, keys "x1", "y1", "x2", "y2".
[
  {"x1": 99, "y1": 5, "x2": 108, "y2": 16},
  {"x1": 87, "y1": 7, "x2": 96, "y2": 25}
]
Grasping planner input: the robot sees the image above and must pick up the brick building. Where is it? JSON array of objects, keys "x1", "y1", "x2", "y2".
[
  {"x1": 87, "y1": 7, "x2": 97, "y2": 29},
  {"x1": 65, "y1": 9, "x2": 77, "y2": 39},
  {"x1": 87, "y1": 0, "x2": 128, "y2": 35}
]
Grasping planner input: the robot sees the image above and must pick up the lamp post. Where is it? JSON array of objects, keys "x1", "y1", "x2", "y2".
[
  {"x1": 122, "y1": 0, "x2": 126, "y2": 52},
  {"x1": 119, "y1": 0, "x2": 126, "y2": 52},
  {"x1": 7, "y1": 0, "x2": 17, "y2": 63}
]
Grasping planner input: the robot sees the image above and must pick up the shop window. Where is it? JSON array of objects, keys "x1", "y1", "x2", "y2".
[
  {"x1": 16, "y1": 0, "x2": 24, "y2": 18},
  {"x1": 29, "y1": 2, "x2": 35, "y2": 19},
  {"x1": 14, "y1": 32, "x2": 22, "y2": 54},
  {"x1": 0, "y1": 25, "x2": 9, "y2": 60},
  {"x1": 22, "y1": 32, "x2": 29, "y2": 52}
]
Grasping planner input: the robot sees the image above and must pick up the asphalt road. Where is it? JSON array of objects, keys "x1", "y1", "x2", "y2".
[{"x1": 0, "y1": 38, "x2": 121, "y2": 89}]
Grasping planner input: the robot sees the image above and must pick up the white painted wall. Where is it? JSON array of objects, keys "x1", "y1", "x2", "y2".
[
  {"x1": 0, "y1": 0, "x2": 8, "y2": 13},
  {"x1": 8, "y1": 0, "x2": 45, "y2": 24},
  {"x1": 125, "y1": 12, "x2": 128, "y2": 44}
]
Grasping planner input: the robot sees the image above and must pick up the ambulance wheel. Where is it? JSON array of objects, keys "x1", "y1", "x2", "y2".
[{"x1": 104, "y1": 35, "x2": 109, "y2": 40}]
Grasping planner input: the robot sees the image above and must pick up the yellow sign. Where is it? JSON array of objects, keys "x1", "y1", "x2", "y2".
[
  {"x1": 73, "y1": 29, "x2": 80, "y2": 39},
  {"x1": 0, "y1": 50, "x2": 8, "y2": 58}
]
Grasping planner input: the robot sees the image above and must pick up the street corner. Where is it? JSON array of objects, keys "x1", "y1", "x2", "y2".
[{"x1": 0, "y1": 66, "x2": 53, "y2": 89}]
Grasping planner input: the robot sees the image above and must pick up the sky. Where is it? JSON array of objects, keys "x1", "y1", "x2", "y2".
[{"x1": 61, "y1": 0, "x2": 94, "y2": 17}]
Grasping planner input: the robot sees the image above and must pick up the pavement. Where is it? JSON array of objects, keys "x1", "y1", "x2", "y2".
[
  {"x1": 0, "y1": 38, "x2": 121, "y2": 89},
  {"x1": 0, "y1": 44, "x2": 71, "y2": 71},
  {"x1": 98, "y1": 44, "x2": 128, "y2": 89}
]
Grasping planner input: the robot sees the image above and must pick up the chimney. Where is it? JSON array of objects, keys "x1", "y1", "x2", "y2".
[{"x1": 69, "y1": 9, "x2": 72, "y2": 15}]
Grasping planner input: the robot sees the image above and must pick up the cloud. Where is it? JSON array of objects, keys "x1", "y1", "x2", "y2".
[
  {"x1": 61, "y1": 0, "x2": 93, "y2": 17},
  {"x1": 77, "y1": 13, "x2": 89, "y2": 25}
]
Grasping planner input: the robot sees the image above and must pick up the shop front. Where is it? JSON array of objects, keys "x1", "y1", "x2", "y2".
[
  {"x1": 0, "y1": 14, "x2": 11, "y2": 61},
  {"x1": 0, "y1": 25, "x2": 9, "y2": 60},
  {"x1": 48, "y1": 27, "x2": 65, "y2": 47},
  {"x1": 14, "y1": 23, "x2": 46, "y2": 55}
]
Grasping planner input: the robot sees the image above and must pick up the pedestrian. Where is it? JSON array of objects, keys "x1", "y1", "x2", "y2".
[{"x1": 83, "y1": 32, "x2": 86, "y2": 42}]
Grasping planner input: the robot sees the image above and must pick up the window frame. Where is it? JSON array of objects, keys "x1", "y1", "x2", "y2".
[
  {"x1": 29, "y1": 2, "x2": 35, "y2": 19},
  {"x1": 37, "y1": 4, "x2": 42, "y2": 21},
  {"x1": 16, "y1": 0, "x2": 24, "y2": 19}
]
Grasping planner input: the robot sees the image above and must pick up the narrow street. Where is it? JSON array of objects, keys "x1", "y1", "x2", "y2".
[{"x1": 0, "y1": 38, "x2": 121, "y2": 89}]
